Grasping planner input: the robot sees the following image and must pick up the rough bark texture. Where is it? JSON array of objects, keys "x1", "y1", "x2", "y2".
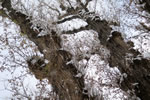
[
  {"x1": 86, "y1": 19, "x2": 150, "y2": 99},
  {"x1": 0, "y1": 0, "x2": 91, "y2": 100},
  {"x1": 138, "y1": 0, "x2": 150, "y2": 13},
  {"x1": 1, "y1": 0, "x2": 150, "y2": 100}
]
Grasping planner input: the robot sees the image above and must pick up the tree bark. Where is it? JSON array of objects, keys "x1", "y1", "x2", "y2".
[
  {"x1": 0, "y1": 0, "x2": 91, "y2": 100},
  {"x1": 86, "y1": 19, "x2": 150, "y2": 100},
  {"x1": 137, "y1": 0, "x2": 150, "y2": 13},
  {"x1": 1, "y1": 0, "x2": 150, "y2": 100}
]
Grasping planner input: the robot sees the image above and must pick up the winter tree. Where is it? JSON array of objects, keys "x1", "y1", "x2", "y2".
[{"x1": 0, "y1": 0, "x2": 150, "y2": 100}]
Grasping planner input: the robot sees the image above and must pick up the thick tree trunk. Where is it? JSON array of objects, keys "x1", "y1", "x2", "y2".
[
  {"x1": 1, "y1": 0, "x2": 150, "y2": 100},
  {"x1": 0, "y1": 0, "x2": 91, "y2": 100},
  {"x1": 86, "y1": 19, "x2": 150, "y2": 99}
]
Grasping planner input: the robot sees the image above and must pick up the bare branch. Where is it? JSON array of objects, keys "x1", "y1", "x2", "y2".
[{"x1": 41, "y1": 1, "x2": 61, "y2": 16}]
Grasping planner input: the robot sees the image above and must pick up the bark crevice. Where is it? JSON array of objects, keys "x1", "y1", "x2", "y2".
[
  {"x1": 87, "y1": 19, "x2": 150, "y2": 99},
  {"x1": 0, "y1": 0, "x2": 91, "y2": 100}
]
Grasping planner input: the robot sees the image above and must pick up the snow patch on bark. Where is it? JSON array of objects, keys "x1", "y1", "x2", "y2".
[
  {"x1": 59, "y1": 18, "x2": 135, "y2": 99},
  {"x1": 57, "y1": 18, "x2": 88, "y2": 32},
  {"x1": 83, "y1": 54, "x2": 129, "y2": 99},
  {"x1": 61, "y1": 30, "x2": 100, "y2": 57}
]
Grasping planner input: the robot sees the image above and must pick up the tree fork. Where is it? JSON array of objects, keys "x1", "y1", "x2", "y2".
[
  {"x1": 1, "y1": 0, "x2": 150, "y2": 99},
  {"x1": 0, "y1": 0, "x2": 93, "y2": 99}
]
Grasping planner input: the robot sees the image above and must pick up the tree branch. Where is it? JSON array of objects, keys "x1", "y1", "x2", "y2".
[{"x1": 0, "y1": 0, "x2": 90, "y2": 100}]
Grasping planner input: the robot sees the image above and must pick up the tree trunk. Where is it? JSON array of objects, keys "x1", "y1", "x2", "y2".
[
  {"x1": 0, "y1": 0, "x2": 91, "y2": 100},
  {"x1": 1, "y1": 0, "x2": 150, "y2": 100},
  {"x1": 86, "y1": 19, "x2": 150, "y2": 100}
]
